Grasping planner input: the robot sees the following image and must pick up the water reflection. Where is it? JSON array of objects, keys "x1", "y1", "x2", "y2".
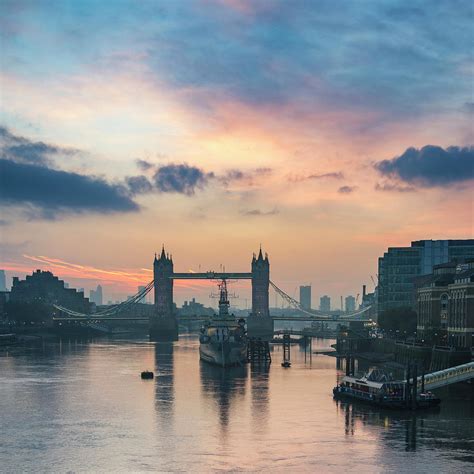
[
  {"x1": 1, "y1": 336, "x2": 473, "y2": 472},
  {"x1": 199, "y1": 362, "x2": 247, "y2": 437},
  {"x1": 250, "y1": 364, "x2": 270, "y2": 435},
  {"x1": 154, "y1": 342, "x2": 175, "y2": 430},
  {"x1": 336, "y1": 397, "x2": 474, "y2": 460}
]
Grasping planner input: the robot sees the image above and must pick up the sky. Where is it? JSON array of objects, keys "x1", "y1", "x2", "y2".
[{"x1": 0, "y1": 0, "x2": 473, "y2": 307}]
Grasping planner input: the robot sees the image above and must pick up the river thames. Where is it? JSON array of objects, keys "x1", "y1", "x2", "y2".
[{"x1": 1, "y1": 335, "x2": 473, "y2": 473}]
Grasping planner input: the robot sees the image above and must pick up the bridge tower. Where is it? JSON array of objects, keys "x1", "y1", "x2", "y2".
[
  {"x1": 251, "y1": 248, "x2": 269, "y2": 317},
  {"x1": 247, "y1": 248, "x2": 274, "y2": 339},
  {"x1": 150, "y1": 246, "x2": 178, "y2": 341}
]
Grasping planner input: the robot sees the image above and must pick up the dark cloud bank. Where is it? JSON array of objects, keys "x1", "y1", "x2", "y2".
[
  {"x1": 0, "y1": 160, "x2": 138, "y2": 217},
  {"x1": 0, "y1": 127, "x2": 137, "y2": 218},
  {"x1": 374, "y1": 145, "x2": 474, "y2": 187},
  {"x1": 0, "y1": 126, "x2": 273, "y2": 220}
]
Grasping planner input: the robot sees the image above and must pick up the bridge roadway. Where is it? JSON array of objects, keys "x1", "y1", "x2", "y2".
[
  {"x1": 171, "y1": 272, "x2": 252, "y2": 280},
  {"x1": 53, "y1": 314, "x2": 371, "y2": 322}
]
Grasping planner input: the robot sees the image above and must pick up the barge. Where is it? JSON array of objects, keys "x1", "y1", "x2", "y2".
[{"x1": 333, "y1": 368, "x2": 440, "y2": 409}]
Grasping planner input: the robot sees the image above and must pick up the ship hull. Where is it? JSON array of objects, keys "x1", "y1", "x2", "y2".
[{"x1": 199, "y1": 341, "x2": 247, "y2": 367}]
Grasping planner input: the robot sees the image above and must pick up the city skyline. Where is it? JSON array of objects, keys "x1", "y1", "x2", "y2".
[{"x1": 1, "y1": 2, "x2": 473, "y2": 303}]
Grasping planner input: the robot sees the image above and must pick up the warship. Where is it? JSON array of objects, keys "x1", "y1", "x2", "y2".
[{"x1": 199, "y1": 279, "x2": 247, "y2": 367}]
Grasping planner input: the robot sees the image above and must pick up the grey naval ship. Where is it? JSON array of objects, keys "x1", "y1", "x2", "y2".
[{"x1": 199, "y1": 279, "x2": 247, "y2": 367}]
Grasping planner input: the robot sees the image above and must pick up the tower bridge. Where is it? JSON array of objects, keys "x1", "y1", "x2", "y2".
[
  {"x1": 53, "y1": 246, "x2": 373, "y2": 340},
  {"x1": 151, "y1": 246, "x2": 272, "y2": 340}
]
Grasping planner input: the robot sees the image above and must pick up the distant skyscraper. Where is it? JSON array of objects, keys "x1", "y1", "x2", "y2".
[
  {"x1": 96, "y1": 285, "x2": 103, "y2": 306},
  {"x1": 89, "y1": 285, "x2": 103, "y2": 305},
  {"x1": 320, "y1": 295, "x2": 331, "y2": 312},
  {"x1": 345, "y1": 295, "x2": 356, "y2": 313},
  {"x1": 0, "y1": 270, "x2": 6, "y2": 291},
  {"x1": 299, "y1": 285, "x2": 311, "y2": 310}
]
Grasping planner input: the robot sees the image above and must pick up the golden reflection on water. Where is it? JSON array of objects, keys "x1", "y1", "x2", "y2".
[{"x1": 0, "y1": 335, "x2": 473, "y2": 472}]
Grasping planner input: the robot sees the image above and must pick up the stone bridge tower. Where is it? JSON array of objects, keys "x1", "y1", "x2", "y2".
[
  {"x1": 251, "y1": 248, "x2": 269, "y2": 317},
  {"x1": 150, "y1": 246, "x2": 178, "y2": 340},
  {"x1": 248, "y1": 248, "x2": 273, "y2": 339}
]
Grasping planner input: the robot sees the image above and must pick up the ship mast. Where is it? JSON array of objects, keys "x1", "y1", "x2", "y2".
[{"x1": 218, "y1": 279, "x2": 230, "y2": 318}]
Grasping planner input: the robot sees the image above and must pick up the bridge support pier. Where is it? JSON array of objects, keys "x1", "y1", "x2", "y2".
[
  {"x1": 247, "y1": 338, "x2": 271, "y2": 364},
  {"x1": 246, "y1": 315, "x2": 274, "y2": 340},
  {"x1": 150, "y1": 247, "x2": 178, "y2": 341}
]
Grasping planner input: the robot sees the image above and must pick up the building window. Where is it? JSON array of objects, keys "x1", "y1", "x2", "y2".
[{"x1": 441, "y1": 293, "x2": 448, "y2": 312}]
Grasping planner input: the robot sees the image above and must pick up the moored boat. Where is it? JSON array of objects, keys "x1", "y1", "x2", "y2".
[{"x1": 333, "y1": 368, "x2": 440, "y2": 409}]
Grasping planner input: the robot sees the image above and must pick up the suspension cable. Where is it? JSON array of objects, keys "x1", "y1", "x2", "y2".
[
  {"x1": 269, "y1": 280, "x2": 372, "y2": 319},
  {"x1": 54, "y1": 280, "x2": 155, "y2": 318}
]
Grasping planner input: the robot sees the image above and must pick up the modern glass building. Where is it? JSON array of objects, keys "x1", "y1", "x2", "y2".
[
  {"x1": 299, "y1": 285, "x2": 311, "y2": 310},
  {"x1": 320, "y1": 295, "x2": 331, "y2": 312},
  {"x1": 377, "y1": 239, "x2": 474, "y2": 313}
]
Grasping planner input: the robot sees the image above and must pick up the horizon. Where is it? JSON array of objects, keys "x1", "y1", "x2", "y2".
[{"x1": 1, "y1": 1, "x2": 473, "y2": 305}]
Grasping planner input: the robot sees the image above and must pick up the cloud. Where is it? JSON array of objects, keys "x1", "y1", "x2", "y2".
[
  {"x1": 125, "y1": 175, "x2": 153, "y2": 195},
  {"x1": 135, "y1": 159, "x2": 154, "y2": 172},
  {"x1": 338, "y1": 185, "x2": 356, "y2": 194},
  {"x1": 0, "y1": 126, "x2": 77, "y2": 166},
  {"x1": 240, "y1": 208, "x2": 279, "y2": 216},
  {"x1": 219, "y1": 167, "x2": 272, "y2": 186},
  {"x1": 0, "y1": 159, "x2": 138, "y2": 218},
  {"x1": 374, "y1": 145, "x2": 474, "y2": 187},
  {"x1": 290, "y1": 171, "x2": 344, "y2": 182},
  {"x1": 153, "y1": 163, "x2": 213, "y2": 195},
  {"x1": 375, "y1": 182, "x2": 416, "y2": 193}
]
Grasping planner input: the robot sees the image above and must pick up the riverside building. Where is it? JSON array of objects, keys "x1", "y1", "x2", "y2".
[
  {"x1": 416, "y1": 260, "x2": 474, "y2": 349},
  {"x1": 377, "y1": 239, "x2": 474, "y2": 313}
]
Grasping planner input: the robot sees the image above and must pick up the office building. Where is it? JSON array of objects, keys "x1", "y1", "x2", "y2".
[
  {"x1": 416, "y1": 260, "x2": 474, "y2": 348},
  {"x1": 378, "y1": 239, "x2": 474, "y2": 313},
  {"x1": 299, "y1": 285, "x2": 311, "y2": 310},
  {"x1": 90, "y1": 284, "x2": 103, "y2": 306},
  {"x1": 0, "y1": 270, "x2": 6, "y2": 291},
  {"x1": 320, "y1": 295, "x2": 331, "y2": 312},
  {"x1": 345, "y1": 295, "x2": 356, "y2": 313}
]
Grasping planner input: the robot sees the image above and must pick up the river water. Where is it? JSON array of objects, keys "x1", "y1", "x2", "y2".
[{"x1": 1, "y1": 335, "x2": 473, "y2": 473}]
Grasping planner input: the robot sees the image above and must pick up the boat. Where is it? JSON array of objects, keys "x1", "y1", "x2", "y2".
[
  {"x1": 333, "y1": 368, "x2": 441, "y2": 409},
  {"x1": 199, "y1": 279, "x2": 247, "y2": 367},
  {"x1": 141, "y1": 370, "x2": 154, "y2": 379}
]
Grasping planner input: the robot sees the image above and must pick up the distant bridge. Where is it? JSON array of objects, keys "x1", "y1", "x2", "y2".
[
  {"x1": 52, "y1": 248, "x2": 373, "y2": 342},
  {"x1": 52, "y1": 312, "x2": 371, "y2": 323}
]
